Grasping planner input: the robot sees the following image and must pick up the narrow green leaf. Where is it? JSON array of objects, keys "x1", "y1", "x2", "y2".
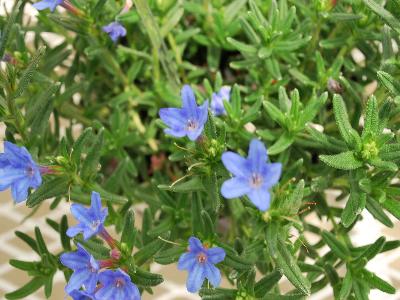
[
  {"x1": 26, "y1": 177, "x2": 70, "y2": 208},
  {"x1": 362, "y1": 95, "x2": 379, "y2": 137},
  {"x1": 81, "y1": 128, "x2": 104, "y2": 179},
  {"x1": 254, "y1": 270, "x2": 282, "y2": 297},
  {"x1": 339, "y1": 271, "x2": 352, "y2": 300},
  {"x1": 12, "y1": 47, "x2": 46, "y2": 100},
  {"x1": 321, "y1": 231, "x2": 349, "y2": 260},
  {"x1": 363, "y1": 0, "x2": 400, "y2": 34},
  {"x1": 275, "y1": 238, "x2": 311, "y2": 295},
  {"x1": 341, "y1": 192, "x2": 366, "y2": 228},
  {"x1": 5, "y1": 277, "x2": 44, "y2": 300},
  {"x1": 332, "y1": 95, "x2": 359, "y2": 147},
  {"x1": 319, "y1": 151, "x2": 363, "y2": 170},
  {"x1": 377, "y1": 71, "x2": 400, "y2": 95}
]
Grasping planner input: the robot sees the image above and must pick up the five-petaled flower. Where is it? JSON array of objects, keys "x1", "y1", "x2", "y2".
[
  {"x1": 178, "y1": 237, "x2": 225, "y2": 293},
  {"x1": 102, "y1": 22, "x2": 127, "y2": 42},
  {"x1": 33, "y1": 0, "x2": 63, "y2": 12},
  {"x1": 96, "y1": 269, "x2": 141, "y2": 300},
  {"x1": 0, "y1": 141, "x2": 42, "y2": 203},
  {"x1": 60, "y1": 244, "x2": 100, "y2": 294},
  {"x1": 159, "y1": 85, "x2": 208, "y2": 141},
  {"x1": 67, "y1": 191, "x2": 108, "y2": 240},
  {"x1": 211, "y1": 86, "x2": 231, "y2": 116},
  {"x1": 221, "y1": 139, "x2": 282, "y2": 211}
]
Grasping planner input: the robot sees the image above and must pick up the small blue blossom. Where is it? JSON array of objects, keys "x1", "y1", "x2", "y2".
[
  {"x1": 102, "y1": 22, "x2": 127, "y2": 42},
  {"x1": 69, "y1": 290, "x2": 95, "y2": 300},
  {"x1": 33, "y1": 0, "x2": 63, "y2": 12},
  {"x1": 96, "y1": 269, "x2": 141, "y2": 300},
  {"x1": 178, "y1": 237, "x2": 226, "y2": 293},
  {"x1": 60, "y1": 244, "x2": 100, "y2": 294},
  {"x1": 159, "y1": 85, "x2": 208, "y2": 141},
  {"x1": 67, "y1": 191, "x2": 108, "y2": 240},
  {"x1": 0, "y1": 141, "x2": 42, "y2": 203},
  {"x1": 221, "y1": 139, "x2": 282, "y2": 211},
  {"x1": 210, "y1": 86, "x2": 231, "y2": 116}
]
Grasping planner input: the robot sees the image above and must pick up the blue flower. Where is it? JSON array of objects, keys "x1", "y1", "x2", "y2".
[
  {"x1": 33, "y1": 0, "x2": 63, "y2": 12},
  {"x1": 60, "y1": 244, "x2": 100, "y2": 294},
  {"x1": 102, "y1": 22, "x2": 127, "y2": 42},
  {"x1": 69, "y1": 290, "x2": 95, "y2": 300},
  {"x1": 0, "y1": 141, "x2": 42, "y2": 203},
  {"x1": 178, "y1": 237, "x2": 225, "y2": 293},
  {"x1": 211, "y1": 86, "x2": 231, "y2": 116},
  {"x1": 67, "y1": 191, "x2": 108, "y2": 240},
  {"x1": 96, "y1": 269, "x2": 141, "y2": 300},
  {"x1": 221, "y1": 139, "x2": 282, "y2": 211},
  {"x1": 159, "y1": 85, "x2": 208, "y2": 141}
]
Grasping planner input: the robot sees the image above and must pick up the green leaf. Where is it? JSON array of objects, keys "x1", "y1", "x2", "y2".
[
  {"x1": 275, "y1": 238, "x2": 311, "y2": 296},
  {"x1": 263, "y1": 100, "x2": 287, "y2": 127},
  {"x1": 12, "y1": 47, "x2": 46, "y2": 100},
  {"x1": 26, "y1": 177, "x2": 70, "y2": 208},
  {"x1": 154, "y1": 246, "x2": 186, "y2": 265},
  {"x1": 362, "y1": 95, "x2": 379, "y2": 137},
  {"x1": 268, "y1": 132, "x2": 294, "y2": 155},
  {"x1": 227, "y1": 37, "x2": 258, "y2": 55},
  {"x1": 71, "y1": 127, "x2": 94, "y2": 164},
  {"x1": 15, "y1": 231, "x2": 39, "y2": 254},
  {"x1": 81, "y1": 128, "x2": 104, "y2": 179},
  {"x1": 377, "y1": 71, "x2": 400, "y2": 95},
  {"x1": 134, "y1": 233, "x2": 169, "y2": 266},
  {"x1": 0, "y1": 1, "x2": 20, "y2": 58},
  {"x1": 339, "y1": 271, "x2": 352, "y2": 300},
  {"x1": 382, "y1": 197, "x2": 400, "y2": 220},
  {"x1": 121, "y1": 210, "x2": 136, "y2": 254},
  {"x1": 128, "y1": 265, "x2": 164, "y2": 287},
  {"x1": 60, "y1": 215, "x2": 71, "y2": 251},
  {"x1": 158, "y1": 176, "x2": 205, "y2": 193},
  {"x1": 363, "y1": 0, "x2": 400, "y2": 34},
  {"x1": 319, "y1": 151, "x2": 363, "y2": 170},
  {"x1": 366, "y1": 196, "x2": 394, "y2": 227},
  {"x1": 5, "y1": 277, "x2": 44, "y2": 300},
  {"x1": 355, "y1": 237, "x2": 385, "y2": 263},
  {"x1": 9, "y1": 260, "x2": 37, "y2": 272},
  {"x1": 362, "y1": 270, "x2": 395, "y2": 294},
  {"x1": 332, "y1": 95, "x2": 360, "y2": 147},
  {"x1": 321, "y1": 231, "x2": 349, "y2": 260},
  {"x1": 341, "y1": 192, "x2": 366, "y2": 228},
  {"x1": 254, "y1": 270, "x2": 282, "y2": 297}
]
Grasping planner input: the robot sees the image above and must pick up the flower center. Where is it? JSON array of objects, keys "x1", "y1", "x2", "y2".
[
  {"x1": 186, "y1": 119, "x2": 198, "y2": 131},
  {"x1": 91, "y1": 220, "x2": 101, "y2": 230},
  {"x1": 115, "y1": 278, "x2": 125, "y2": 288},
  {"x1": 250, "y1": 173, "x2": 263, "y2": 188},
  {"x1": 88, "y1": 264, "x2": 97, "y2": 273},
  {"x1": 197, "y1": 252, "x2": 207, "y2": 264},
  {"x1": 26, "y1": 166, "x2": 34, "y2": 177}
]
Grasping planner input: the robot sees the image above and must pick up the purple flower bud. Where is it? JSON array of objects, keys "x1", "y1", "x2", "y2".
[{"x1": 102, "y1": 22, "x2": 127, "y2": 42}]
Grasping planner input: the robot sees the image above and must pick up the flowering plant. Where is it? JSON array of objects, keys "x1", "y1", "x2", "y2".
[{"x1": 1, "y1": 0, "x2": 400, "y2": 299}]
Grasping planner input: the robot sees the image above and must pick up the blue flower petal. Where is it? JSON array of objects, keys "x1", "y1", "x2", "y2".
[
  {"x1": 221, "y1": 151, "x2": 249, "y2": 177},
  {"x1": 159, "y1": 108, "x2": 187, "y2": 130},
  {"x1": 0, "y1": 167, "x2": 26, "y2": 190},
  {"x1": 247, "y1": 139, "x2": 268, "y2": 172},
  {"x1": 70, "y1": 204, "x2": 92, "y2": 226},
  {"x1": 164, "y1": 128, "x2": 187, "y2": 138},
  {"x1": 247, "y1": 188, "x2": 271, "y2": 211},
  {"x1": 178, "y1": 252, "x2": 197, "y2": 270},
  {"x1": 206, "y1": 247, "x2": 226, "y2": 264},
  {"x1": 11, "y1": 178, "x2": 31, "y2": 203},
  {"x1": 221, "y1": 177, "x2": 251, "y2": 199},
  {"x1": 181, "y1": 85, "x2": 197, "y2": 117},
  {"x1": 186, "y1": 263, "x2": 205, "y2": 293},
  {"x1": 262, "y1": 162, "x2": 282, "y2": 188},
  {"x1": 188, "y1": 236, "x2": 204, "y2": 253},
  {"x1": 204, "y1": 262, "x2": 221, "y2": 287},
  {"x1": 65, "y1": 269, "x2": 91, "y2": 294}
]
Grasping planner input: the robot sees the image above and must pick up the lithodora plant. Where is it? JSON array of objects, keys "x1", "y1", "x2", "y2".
[{"x1": 1, "y1": 0, "x2": 400, "y2": 299}]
